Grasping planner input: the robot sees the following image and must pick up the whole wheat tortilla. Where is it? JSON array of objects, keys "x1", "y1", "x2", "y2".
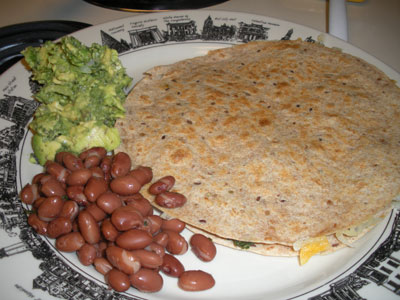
[
  {"x1": 116, "y1": 40, "x2": 400, "y2": 249},
  {"x1": 184, "y1": 209, "x2": 388, "y2": 257}
]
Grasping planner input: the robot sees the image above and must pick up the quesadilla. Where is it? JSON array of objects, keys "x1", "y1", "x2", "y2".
[{"x1": 115, "y1": 40, "x2": 400, "y2": 263}]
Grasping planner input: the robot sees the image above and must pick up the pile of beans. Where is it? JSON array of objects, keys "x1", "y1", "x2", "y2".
[{"x1": 20, "y1": 147, "x2": 216, "y2": 293}]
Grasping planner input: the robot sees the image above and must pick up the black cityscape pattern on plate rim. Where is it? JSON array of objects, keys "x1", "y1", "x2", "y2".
[{"x1": 0, "y1": 12, "x2": 398, "y2": 300}]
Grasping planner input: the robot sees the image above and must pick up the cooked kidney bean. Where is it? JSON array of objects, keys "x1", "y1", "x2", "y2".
[
  {"x1": 153, "y1": 232, "x2": 169, "y2": 248},
  {"x1": 116, "y1": 229, "x2": 153, "y2": 250},
  {"x1": 80, "y1": 147, "x2": 107, "y2": 168},
  {"x1": 164, "y1": 230, "x2": 188, "y2": 255},
  {"x1": 85, "y1": 203, "x2": 107, "y2": 222},
  {"x1": 89, "y1": 166, "x2": 104, "y2": 179},
  {"x1": 148, "y1": 176, "x2": 175, "y2": 195},
  {"x1": 129, "y1": 166, "x2": 153, "y2": 186},
  {"x1": 84, "y1": 177, "x2": 108, "y2": 202},
  {"x1": 161, "y1": 218, "x2": 186, "y2": 233},
  {"x1": 66, "y1": 185, "x2": 88, "y2": 206},
  {"x1": 45, "y1": 161, "x2": 69, "y2": 183},
  {"x1": 104, "y1": 171, "x2": 112, "y2": 183},
  {"x1": 111, "y1": 152, "x2": 131, "y2": 178},
  {"x1": 32, "y1": 172, "x2": 46, "y2": 184},
  {"x1": 78, "y1": 210, "x2": 101, "y2": 244},
  {"x1": 28, "y1": 213, "x2": 48, "y2": 235},
  {"x1": 96, "y1": 192, "x2": 122, "y2": 214},
  {"x1": 137, "y1": 221, "x2": 152, "y2": 235},
  {"x1": 66, "y1": 169, "x2": 92, "y2": 186},
  {"x1": 100, "y1": 155, "x2": 112, "y2": 174},
  {"x1": 178, "y1": 270, "x2": 215, "y2": 291},
  {"x1": 95, "y1": 241, "x2": 108, "y2": 258},
  {"x1": 94, "y1": 257, "x2": 113, "y2": 275},
  {"x1": 78, "y1": 147, "x2": 105, "y2": 160},
  {"x1": 55, "y1": 151, "x2": 69, "y2": 164},
  {"x1": 145, "y1": 242, "x2": 165, "y2": 258},
  {"x1": 20, "y1": 183, "x2": 39, "y2": 204},
  {"x1": 111, "y1": 206, "x2": 143, "y2": 231},
  {"x1": 55, "y1": 232, "x2": 85, "y2": 252},
  {"x1": 105, "y1": 268, "x2": 131, "y2": 292},
  {"x1": 72, "y1": 220, "x2": 79, "y2": 232},
  {"x1": 76, "y1": 243, "x2": 97, "y2": 266},
  {"x1": 101, "y1": 218, "x2": 120, "y2": 242},
  {"x1": 124, "y1": 194, "x2": 153, "y2": 217},
  {"x1": 110, "y1": 175, "x2": 141, "y2": 196},
  {"x1": 22, "y1": 148, "x2": 217, "y2": 294},
  {"x1": 155, "y1": 191, "x2": 187, "y2": 208},
  {"x1": 62, "y1": 152, "x2": 83, "y2": 171},
  {"x1": 47, "y1": 217, "x2": 72, "y2": 238},
  {"x1": 59, "y1": 200, "x2": 79, "y2": 221},
  {"x1": 130, "y1": 268, "x2": 163, "y2": 293},
  {"x1": 131, "y1": 249, "x2": 163, "y2": 269},
  {"x1": 40, "y1": 177, "x2": 66, "y2": 198},
  {"x1": 144, "y1": 215, "x2": 163, "y2": 235},
  {"x1": 161, "y1": 253, "x2": 185, "y2": 277},
  {"x1": 190, "y1": 234, "x2": 217, "y2": 262},
  {"x1": 39, "y1": 174, "x2": 52, "y2": 185},
  {"x1": 33, "y1": 197, "x2": 46, "y2": 210},
  {"x1": 106, "y1": 245, "x2": 141, "y2": 275},
  {"x1": 37, "y1": 196, "x2": 64, "y2": 222}
]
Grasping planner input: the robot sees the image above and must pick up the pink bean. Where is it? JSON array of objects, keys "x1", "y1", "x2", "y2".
[
  {"x1": 96, "y1": 192, "x2": 122, "y2": 214},
  {"x1": 55, "y1": 232, "x2": 85, "y2": 252},
  {"x1": 37, "y1": 196, "x2": 64, "y2": 222},
  {"x1": 148, "y1": 175, "x2": 175, "y2": 195},
  {"x1": 27, "y1": 213, "x2": 48, "y2": 235},
  {"x1": 78, "y1": 210, "x2": 101, "y2": 244},
  {"x1": 93, "y1": 257, "x2": 113, "y2": 275},
  {"x1": 130, "y1": 268, "x2": 163, "y2": 293},
  {"x1": 106, "y1": 245, "x2": 141, "y2": 275},
  {"x1": 111, "y1": 206, "x2": 144, "y2": 231},
  {"x1": 20, "y1": 183, "x2": 39, "y2": 205},
  {"x1": 111, "y1": 152, "x2": 131, "y2": 178},
  {"x1": 105, "y1": 268, "x2": 131, "y2": 292},
  {"x1": 47, "y1": 217, "x2": 72, "y2": 238},
  {"x1": 178, "y1": 270, "x2": 215, "y2": 291},
  {"x1": 84, "y1": 177, "x2": 108, "y2": 202},
  {"x1": 77, "y1": 243, "x2": 97, "y2": 266},
  {"x1": 110, "y1": 175, "x2": 141, "y2": 196}
]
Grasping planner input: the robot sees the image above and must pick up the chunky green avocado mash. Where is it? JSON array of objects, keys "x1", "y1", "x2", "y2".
[{"x1": 22, "y1": 36, "x2": 132, "y2": 165}]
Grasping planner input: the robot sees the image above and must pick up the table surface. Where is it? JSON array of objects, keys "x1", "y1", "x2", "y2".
[{"x1": 0, "y1": 0, "x2": 399, "y2": 73}]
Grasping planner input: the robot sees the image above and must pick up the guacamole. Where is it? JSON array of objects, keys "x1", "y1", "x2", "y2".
[{"x1": 22, "y1": 36, "x2": 132, "y2": 165}]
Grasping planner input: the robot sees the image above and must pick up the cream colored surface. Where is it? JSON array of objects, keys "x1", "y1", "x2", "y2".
[{"x1": 116, "y1": 40, "x2": 400, "y2": 246}]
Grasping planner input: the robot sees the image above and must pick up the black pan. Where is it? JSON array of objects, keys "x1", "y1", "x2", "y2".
[{"x1": 0, "y1": 20, "x2": 91, "y2": 74}]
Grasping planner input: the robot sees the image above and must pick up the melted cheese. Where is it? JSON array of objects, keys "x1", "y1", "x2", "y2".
[{"x1": 294, "y1": 236, "x2": 331, "y2": 265}]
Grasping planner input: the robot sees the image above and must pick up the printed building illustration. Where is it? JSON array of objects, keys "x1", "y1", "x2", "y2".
[
  {"x1": 100, "y1": 15, "x2": 271, "y2": 55},
  {"x1": 310, "y1": 211, "x2": 400, "y2": 299},
  {"x1": 202, "y1": 15, "x2": 236, "y2": 40},
  {"x1": 166, "y1": 20, "x2": 199, "y2": 41},
  {"x1": 237, "y1": 21, "x2": 269, "y2": 41},
  {"x1": 100, "y1": 30, "x2": 130, "y2": 53},
  {"x1": 2, "y1": 12, "x2": 396, "y2": 300},
  {"x1": 129, "y1": 26, "x2": 166, "y2": 48},
  {"x1": 0, "y1": 95, "x2": 37, "y2": 127},
  {"x1": 0, "y1": 95, "x2": 38, "y2": 234},
  {"x1": 0, "y1": 125, "x2": 25, "y2": 151}
]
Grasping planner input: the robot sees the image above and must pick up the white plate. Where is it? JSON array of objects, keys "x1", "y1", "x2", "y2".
[{"x1": 0, "y1": 10, "x2": 399, "y2": 300}]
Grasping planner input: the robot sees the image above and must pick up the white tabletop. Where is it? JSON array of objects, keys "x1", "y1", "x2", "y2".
[{"x1": 0, "y1": 0, "x2": 399, "y2": 73}]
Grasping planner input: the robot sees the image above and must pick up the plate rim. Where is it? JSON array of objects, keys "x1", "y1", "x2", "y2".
[{"x1": 0, "y1": 9, "x2": 399, "y2": 300}]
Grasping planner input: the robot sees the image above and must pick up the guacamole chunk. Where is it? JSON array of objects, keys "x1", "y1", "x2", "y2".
[{"x1": 22, "y1": 36, "x2": 132, "y2": 165}]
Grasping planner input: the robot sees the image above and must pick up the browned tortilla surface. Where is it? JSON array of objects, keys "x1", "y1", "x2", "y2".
[{"x1": 116, "y1": 40, "x2": 400, "y2": 248}]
